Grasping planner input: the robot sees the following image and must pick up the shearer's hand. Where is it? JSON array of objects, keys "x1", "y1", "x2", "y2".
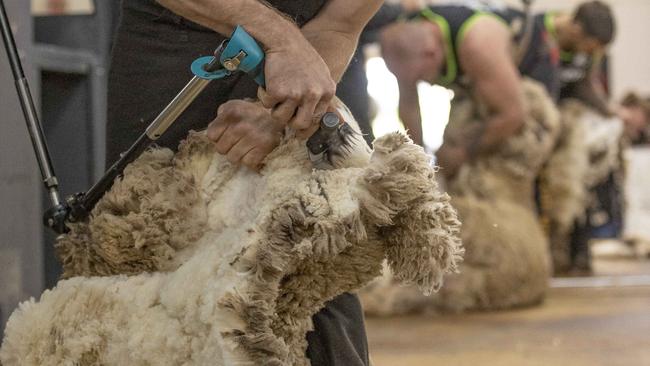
[
  {"x1": 257, "y1": 35, "x2": 335, "y2": 137},
  {"x1": 207, "y1": 100, "x2": 284, "y2": 171}
]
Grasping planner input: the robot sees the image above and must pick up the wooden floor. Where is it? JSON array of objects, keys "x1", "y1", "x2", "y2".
[{"x1": 366, "y1": 253, "x2": 650, "y2": 366}]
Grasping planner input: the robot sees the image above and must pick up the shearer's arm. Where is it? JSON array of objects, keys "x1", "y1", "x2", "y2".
[
  {"x1": 583, "y1": 52, "x2": 614, "y2": 116},
  {"x1": 459, "y1": 17, "x2": 525, "y2": 155},
  {"x1": 155, "y1": 0, "x2": 303, "y2": 53},
  {"x1": 436, "y1": 17, "x2": 524, "y2": 177},
  {"x1": 300, "y1": 0, "x2": 383, "y2": 82},
  {"x1": 396, "y1": 79, "x2": 424, "y2": 147},
  {"x1": 155, "y1": 0, "x2": 332, "y2": 132},
  {"x1": 157, "y1": 0, "x2": 381, "y2": 132}
]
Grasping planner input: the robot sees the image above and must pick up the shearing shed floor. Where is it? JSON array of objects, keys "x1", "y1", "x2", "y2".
[{"x1": 366, "y1": 241, "x2": 650, "y2": 366}]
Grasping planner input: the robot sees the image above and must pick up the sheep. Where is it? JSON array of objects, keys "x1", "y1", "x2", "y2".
[
  {"x1": 361, "y1": 79, "x2": 560, "y2": 315},
  {"x1": 0, "y1": 100, "x2": 463, "y2": 366},
  {"x1": 539, "y1": 99, "x2": 624, "y2": 274}
]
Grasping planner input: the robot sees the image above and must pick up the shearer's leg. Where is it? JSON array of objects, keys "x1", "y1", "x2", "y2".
[{"x1": 306, "y1": 293, "x2": 370, "y2": 366}]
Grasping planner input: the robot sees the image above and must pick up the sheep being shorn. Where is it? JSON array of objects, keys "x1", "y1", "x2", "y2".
[
  {"x1": 361, "y1": 79, "x2": 560, "y2": 315},
  {"x1": 538, "y1": 102, "x2": 590, "y2": 273},
  {"x1": 0, "y1": 101, "x2": 462, "y2": 366},
  {"x1": 539, "y1": 99, "x2": 625, "y2": 273}
]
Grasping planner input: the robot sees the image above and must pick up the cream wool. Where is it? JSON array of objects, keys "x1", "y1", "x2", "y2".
[
  {"x1": 539, "y1": 100, "x2": 590, "y2": 273},
  {"x1": 361, "y1": 79, "x2": 560, "y2": 315},
  {"x1": 0, "y1": 102, "x2": 462, "y2": 366},
  {"x1": 577, "y1": 102, "x2": 624, "y2": 189},
  {"x1": 540, "y1": 100, "x2": 624, "y2": 273}
]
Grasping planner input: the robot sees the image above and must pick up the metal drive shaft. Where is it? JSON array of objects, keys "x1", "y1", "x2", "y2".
[{"x1": 146, "y1": 76, "x2": 212, "y2": 140}]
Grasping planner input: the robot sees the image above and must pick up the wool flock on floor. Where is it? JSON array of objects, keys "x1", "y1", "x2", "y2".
[{"x1": 0, "y1": 101, "x2": 463, "y2": 366}]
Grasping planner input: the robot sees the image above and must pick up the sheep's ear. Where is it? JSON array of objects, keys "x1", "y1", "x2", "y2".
[{"x1": 359, "y1": 132, "x2": 463, "y2": 295}]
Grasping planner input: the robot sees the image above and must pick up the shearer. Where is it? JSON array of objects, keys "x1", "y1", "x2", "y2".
[
  {"x1": 380, "y1": 1, "x2": 615, "y2": 177},
  {"x1": 548, "y1": 1, "x2": 617, "y2": 275},
  {"x1": 105, "y1": 0, "x2": 382, "y2": 365},
  {"x1": 380, "y1": 2, "x2": 531, "y2": 177},
  {"x1": 549, "y1": 1, "x2": 616, "y2": 114},
  {"x1": 367, "y1": 1, "x2": 560, "y2": 315}
]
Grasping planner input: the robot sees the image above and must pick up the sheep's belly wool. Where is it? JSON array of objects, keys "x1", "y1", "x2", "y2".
[
  {"x1": 0, "y1": 104, "x2": 462, "y2": 366},
  {"x1": 361, "y1": 79, "x2": 560, "y2": 315}
]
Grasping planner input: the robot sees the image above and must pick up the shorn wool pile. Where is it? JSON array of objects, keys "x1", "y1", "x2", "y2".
[
  {"x1": 0, "y1": 101, "x2": 462, "y2": 366},
  {"x1": 362, "y1": 79, "x2": 560, "y2": 314}
]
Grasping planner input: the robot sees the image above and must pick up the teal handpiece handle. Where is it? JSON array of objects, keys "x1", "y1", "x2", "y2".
[
  {"x1": 219, "y1": 26, "x2": 266, "y2": 86},
  {"x1": 191, "y1": 26, "x2": 265, "y2": 86}
]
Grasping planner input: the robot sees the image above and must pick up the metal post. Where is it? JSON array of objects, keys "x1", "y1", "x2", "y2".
[{"x1": 0, "y1": 0, "x2": 61, "y2": 207}]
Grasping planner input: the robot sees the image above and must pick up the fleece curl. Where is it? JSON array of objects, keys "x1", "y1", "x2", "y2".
[
  {"x1": 359, "y1": 133, "x2": 463, "y2": 295},
  {"x1": 57, "y1": 133, "x2": 215, "y2": 278},
  {"x1": 1, "y1": 106, "x2": 462, "y2": 366}
]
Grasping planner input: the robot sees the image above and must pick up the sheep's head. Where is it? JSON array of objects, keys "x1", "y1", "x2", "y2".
[{"x1": 308, "y1": 98, "x2": 372, "y2": 170}]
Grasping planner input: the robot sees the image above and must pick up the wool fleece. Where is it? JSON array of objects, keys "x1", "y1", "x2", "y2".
[
  {"x1": 0, "y1": 103, "x2": 462, "y2": 366},
  {"x1": 540, "y1": 99, "x2": 624, "y2": 273},
  {"x1": 361, "y1": 79, "x2": 560, "y2": 315}
]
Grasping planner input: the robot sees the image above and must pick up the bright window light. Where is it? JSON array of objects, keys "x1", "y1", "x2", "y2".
[{"x1": 366, "y1": 56, "x2": 453, "y2": 152}]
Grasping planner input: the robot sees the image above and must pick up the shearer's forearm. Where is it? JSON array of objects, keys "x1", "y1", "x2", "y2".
[
  {"x1": 155, "y1": 0, "x2": 301, "y2": 49},
  {"x1": 400, "y1": 107, "x2": 424, "y2": 147},
  {"x1": 301, "y1": 0, "x2": 383, "y2": 81},
  {"x1": 397, "y1": 80, "x2": 423, "y2": 146},
  {"x1": 300, "y1": 30, "x2": 358, "y2": 82}
]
